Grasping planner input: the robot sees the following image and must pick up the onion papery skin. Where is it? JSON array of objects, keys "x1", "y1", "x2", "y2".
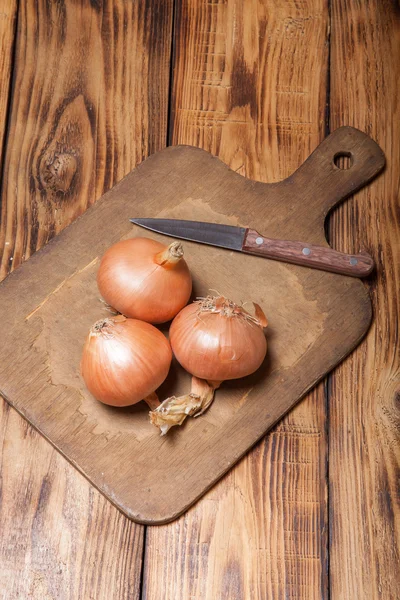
[
  {"x1": 81, "y1": 317, "x2": 172, "y2": 407},
  {"x1": 170, "y1": 301, "x2": 267, "y2": 382},
  {"x1": 97, "y1": 237, "x2": 192, "y2": 324}
]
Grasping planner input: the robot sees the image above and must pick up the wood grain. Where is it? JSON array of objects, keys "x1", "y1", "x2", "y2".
[
  {"x1": 0, "y1": 1, "x2": 17, "y2": 171},
  {"x1": 0, "y1": 400, "x2": 143, "y2": 600},
  {"x1": 145, "y1": 0, "x2": 331, "y2": 596},
  {"x1": 0, "y1": 0, "x2": 173, "y2": 597},
  {"x1": 143, "y1": 386, "x2": 329, "y2": 600},
  {"x1": 329, "y1": 1, "x2": 400, "y2": 598},
  {"x1": 0, "y1": 0, "x2": 172, "y2": 277}
]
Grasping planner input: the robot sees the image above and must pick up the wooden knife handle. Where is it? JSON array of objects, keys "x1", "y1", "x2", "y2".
[{"x1": 243, "y1": 229, "x2": 374, "y2": 277}]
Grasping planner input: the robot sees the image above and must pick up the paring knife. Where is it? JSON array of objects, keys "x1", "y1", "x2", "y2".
[{"x1": 130, "y1": 218, "x2": 374, "y2": 278}]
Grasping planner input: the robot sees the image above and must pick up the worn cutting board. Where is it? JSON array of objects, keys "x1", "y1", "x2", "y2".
[{"x1": 0, "y1": 126, "x2": 384, "y2": 524}]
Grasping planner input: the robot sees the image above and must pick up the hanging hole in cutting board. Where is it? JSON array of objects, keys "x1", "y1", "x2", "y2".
[{"x1": 333, "y1": 151, "x2": 353, "y2": 170}]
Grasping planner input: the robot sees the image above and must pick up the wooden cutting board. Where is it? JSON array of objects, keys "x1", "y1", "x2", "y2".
[{"x1": 0, "y1": 126, "x2": 384, "y2": 524}]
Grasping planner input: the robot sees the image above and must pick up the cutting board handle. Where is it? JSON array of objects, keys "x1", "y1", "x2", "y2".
[{"x1": 290, "y1": 126, "x2": 385, "y2": 216}]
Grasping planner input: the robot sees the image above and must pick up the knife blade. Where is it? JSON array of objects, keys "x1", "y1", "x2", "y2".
[{"x1": 130, "y1": 218, "x2": 374, "y2": 278}]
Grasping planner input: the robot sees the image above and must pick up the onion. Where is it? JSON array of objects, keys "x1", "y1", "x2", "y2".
[
  {"x1": 81, "y1": 315, "x2": 172, "y2": 407},
  {"x1": 150, "y1": 295, "x2": 267, "y2": 434},
  {"x1": 170, "y1": 296, "x2": 267, "y2": 381},
  {"x1": 97, "y1": 237, "x2": 192, "y2": 324}
]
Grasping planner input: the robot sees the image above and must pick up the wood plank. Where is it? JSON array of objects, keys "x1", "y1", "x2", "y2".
[
  {"x1": 0, "y1": 0, "x2": 173, "y2": 597},
  {"x1": 0, "y1": 0, "x2": 172, "y2": 276},
  {"x1": 329, "y1": 2, "x2": 400, "y2": 598},
  {"x1": 144, "y1": 0, "x2": 330, "y2": 597},
  {"x1": 0, "y1": 0, "x2": 17, "y2": 169},
  {"x1": 143, "y1": 387, "x2": 329, "y2": 599},
  {"x1": 0, "y1": 400, "x2": 144, "y2": 600}
]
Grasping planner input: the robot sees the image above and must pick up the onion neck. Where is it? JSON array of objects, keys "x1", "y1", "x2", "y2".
[
  {"x1": 90, "y1": 315, "x2": 126, "y2": 337},
  {"x1": 149, "y1": 377, "x2": 221, "y2": 436},
  {"x1": 144, "y1": 391, "x2": 161, "y2": 411},
  {"x1": 154, "y1": 242, "x2": 184, "y2": 268},
  {"x1": 195, "y1": 295, "x2": 267, "y2": 329}
]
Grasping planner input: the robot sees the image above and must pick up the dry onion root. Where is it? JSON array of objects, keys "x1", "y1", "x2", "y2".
[
  {"x1": 150, "y1": 295, "x2": 268, "y2": 435},
  {"x1": 81, "y1": 315, "x2": 172, "y2": 407},
  {"x1": 149, "y1": 377, "x2": 220, "y2": 436},
  {"x1": 97, "y1": 237, "x2": 192, "y2": 324}
]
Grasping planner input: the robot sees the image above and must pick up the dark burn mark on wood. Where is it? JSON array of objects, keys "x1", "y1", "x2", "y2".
[
  {"x1": 38, "y1": 474, "x2": 51, "y2": 506},
  {"x1": 392, "y1": 0, "x2": 400, "y2": 16},
  {"x1": 377, "y1": 484, "x2": 396, "y2": 531},
  {"x1": 222, "y1": 560, "x2": 244, "y2": 600},
  {"x1": 53, "y1": 0, "x2": 67, "y2": 46},
  {"x1": 32, "y1": 474, "x2": 52, "y2": 529},
  {"x1": 37, "y1": 139, "x2": 79, "y2": 198},
  {"x1": 40, "y1": 93, "x2": 53, "y2": 127},
  {"x1": 112, "y1": 2, "x2": 120, "y2": 43},
  {"x1": 33, "y1": 93, "x2": 95, "y2": 203},
  {"x1": 29, "y1": 212, "x2": 39, "y2": 256},
  {"x1": 95, "y1": 6, "x2": 110, "y2": 192},
  {"x1": 231, "y1": 47, "x2": 257, "y2": 122},
  {"x1": 40, "y1": 152, "x2": 78, "y2": 193},
  {"x1": 123, "y1": 3, "x2": 129, "y2": 38},
  {"x1": 356, "y1": 21, "x2": 367, "y2": 41},
  {"x1": 147, "y1": 0, "x2": 174, "y2": 153},
  {"x1": 89, "y1": 0, "x2": 102, "y2": 12},
  {"x1": 20, "y1": 75, "x2": 36, "y2": 121},
  {"x1": 167, "y1": 0, "x2": 184, "y2": 145},
  {"x1": 373, "y1": 465, "x2": 399, "y2": 590},
  {"x1": 82, "y1": 96, "x2": 97, "y2": 138}
]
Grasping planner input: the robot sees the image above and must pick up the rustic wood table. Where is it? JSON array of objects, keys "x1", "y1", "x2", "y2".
[{"x1": 0, "y1": 2, "x2": 398, "y2": 599}]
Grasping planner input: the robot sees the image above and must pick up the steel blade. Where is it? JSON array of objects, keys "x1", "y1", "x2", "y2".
[{"x1": 130, "y1": 218, "x2": 246, "y2": 251}]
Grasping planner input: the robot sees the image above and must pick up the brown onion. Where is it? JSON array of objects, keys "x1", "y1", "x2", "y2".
[
  {"x1": 97, "y1": 237, "x2": 192, "y2": 324},
  {"x1": 150, "y1": 295, "x2": 268, "y2": 434},
  {"x1": 170, "y1": 296, "x2": 267, "y2": 381},
  {"x1": 81, "y1": 315, "x2": 172, "y2": 407}
]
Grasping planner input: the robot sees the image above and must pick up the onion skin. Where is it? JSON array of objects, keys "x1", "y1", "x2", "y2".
[
  {"x1": 97, "y1": 237, "x2": 192, "y2": 324},
  {"x1": 169, "y1": 300, "x2": 267, "y2": 381},
  {"x1": 81, "y1": 316, "x2": 172, "y2": 407}
]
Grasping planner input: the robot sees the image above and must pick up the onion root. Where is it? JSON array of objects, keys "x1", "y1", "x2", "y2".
[
  {"x1": 144, "y1": 391, "x2": 161, "y2": 411},
  {"x1": 149, "y1": 377, "x2": 220, "y2": 435}
]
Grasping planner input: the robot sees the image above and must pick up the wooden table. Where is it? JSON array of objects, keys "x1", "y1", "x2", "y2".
[{"x1": 0, "y1": 2, "x2": 398, "y2": 599}]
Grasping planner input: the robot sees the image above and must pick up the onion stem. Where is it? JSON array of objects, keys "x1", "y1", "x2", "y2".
[
  {"x1": 149, "y1": 377, "x2": 221, "y2": 436},
  {"x1": 154, "y1": 242, "x2": 184, "y2": 267}
]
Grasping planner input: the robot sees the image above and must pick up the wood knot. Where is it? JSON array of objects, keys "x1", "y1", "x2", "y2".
[{"x1": 40, "y1": 152, "x2": 77, "y2": 193}]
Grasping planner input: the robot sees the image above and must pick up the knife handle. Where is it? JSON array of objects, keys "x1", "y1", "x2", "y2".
[{"x1": 242, "y1": 229, "x2": 374, "y2": 278}]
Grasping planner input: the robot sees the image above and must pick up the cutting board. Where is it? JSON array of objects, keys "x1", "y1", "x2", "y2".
[{"x1": 0, "y1": 126, "x2": 384, "y2": 524}]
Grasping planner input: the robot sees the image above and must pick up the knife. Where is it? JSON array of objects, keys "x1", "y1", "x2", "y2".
[{"x1": 130, "y1": 218, "x2": 374, "y2": 278}]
